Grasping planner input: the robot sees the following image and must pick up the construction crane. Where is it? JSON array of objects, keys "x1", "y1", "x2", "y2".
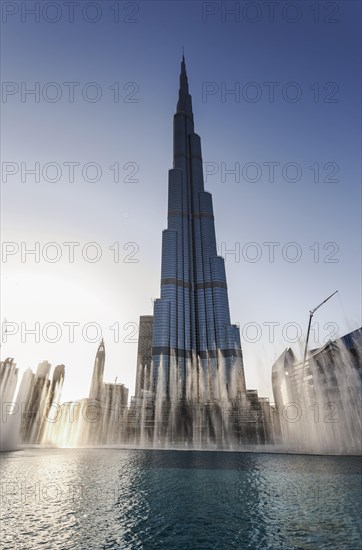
[{"x1": 301, "y1": 290, "x2": 338, "y2": 374}]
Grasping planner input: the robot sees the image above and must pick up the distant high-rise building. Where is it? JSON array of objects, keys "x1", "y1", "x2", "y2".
[
  {"x1": 143, "y1": 56, "x2": 246, "y2": 403},
  {"x1": 272, "y1": 328, "x2": 362, "y2": 406},
  {"x1": 135, "y1": 315, "x2": 153, "y2": 398},
  {"x1": 86, "y1": 340, "x2": 129, "y2": 445},
  {"x1": 89, "y1": 339, "x2": 105, "y2": 401},
  {"x1": 271, "y1": 327, "x2": 362, "y2": 453}
]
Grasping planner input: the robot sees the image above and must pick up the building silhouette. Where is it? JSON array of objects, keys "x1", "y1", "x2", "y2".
[{"x1": 138, "y1": 56, "x2": 246, "y2": 404}]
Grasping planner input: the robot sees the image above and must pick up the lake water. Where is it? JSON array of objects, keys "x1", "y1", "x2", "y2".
[{"x1": 1, "y1": 448, "x2": 361, "y2": 549}]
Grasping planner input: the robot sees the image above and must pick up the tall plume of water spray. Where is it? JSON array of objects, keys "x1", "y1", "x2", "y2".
[
  {"x1": 271, "y1": 290, "x2": 361, "y2": 455},
  {"x1": 18, "y1": 362, "x2": 65, "y2": 444},
  {"x1": 272, "y1": 328, "x2": 362, "y2": 454},
  {"x1": 0, "y1": 358, "x2": 19, "y2": 451},
  {"x1": 0, "y1": 360, "x2": 65, "y2": 451}
]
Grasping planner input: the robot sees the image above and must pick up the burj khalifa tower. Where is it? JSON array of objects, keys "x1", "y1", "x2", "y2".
[{"x1": 137, "y1": 56, "x2": 246, "y2": 406}]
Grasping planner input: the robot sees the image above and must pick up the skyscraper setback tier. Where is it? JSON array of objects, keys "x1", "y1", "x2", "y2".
[
  {"x1": 142, "y1": 57, "x2": 246, "y2": 403},
  {"x1": 135, "y1": 316, "x2": 153, "y2": 398}
]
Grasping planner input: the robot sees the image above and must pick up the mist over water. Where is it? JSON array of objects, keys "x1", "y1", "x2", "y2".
[{"x1": 1, "y1": 328, "x2": 361, "y2": 454}]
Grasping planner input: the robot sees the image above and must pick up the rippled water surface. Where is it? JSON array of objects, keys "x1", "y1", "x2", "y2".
[{"x1": 1, "y1": 448, "x2": 361, "y2": 549}]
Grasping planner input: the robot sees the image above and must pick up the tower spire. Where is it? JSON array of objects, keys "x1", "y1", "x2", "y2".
[{"x1": 177, "y1": 52, "x2": 193, "y2": 118}]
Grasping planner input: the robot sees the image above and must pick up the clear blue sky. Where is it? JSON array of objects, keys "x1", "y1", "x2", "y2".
[{"x1": 1, "y1": 0, "x2": 361, "y2": 402}]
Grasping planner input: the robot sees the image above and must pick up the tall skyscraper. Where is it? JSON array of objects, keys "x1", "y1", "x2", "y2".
[
  {"x1": 147, "y1": 56, "x2": 246, "y2": 402},
  {"x1": 89, "y1": 339, "x2": 105, "y2": 401}
]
